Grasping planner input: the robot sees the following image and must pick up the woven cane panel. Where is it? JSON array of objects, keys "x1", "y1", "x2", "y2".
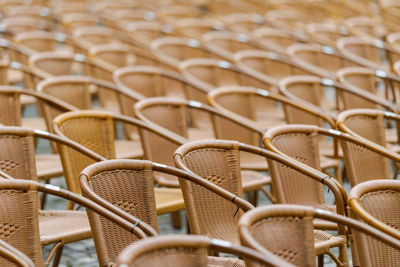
[
  {"x1": 250, "y1": 216, "x2": 316, "y2": 266},
  {"x1": 132, "y1": 247, "x2": 208, "y2": 267},
  {"x1": 215, "y1": 93, "x2": 254, "y2": 120},
  {"x1": 340, "y1": 140, "x2": 390, "y2": 186},
  {"x1": 0, "y1": 93, "x2": 21, "y2": 126},
  {"x1": 0, "y1": 190, "x2": 42, "y2": 266},
  {"x1": 58, "y1": 116, "x2": 115, "y2": 194},
  {"x1": 0, "y1": 135, "x2": 37, "y2": 180},
  {"x1": 270, "y1": 132, "x2": 325, "y2": 205},
  {"x1": 181, "y1": 148, "x2": 243, "y2": 243},
  {"x1": 285, "y1": 82, "x2": 321, "y2": 107},
  {"x1": 35, "y1": 58, "x2": 74, "y2": 76},
  {"x1": 186, "y1": 64, "x2": 215, "y2": 86},
  {"x1": 120, "y1": 73, "x2": 159, "y2": 97},
  {"x1": 87, "y1": 168, "x2": 157, "y2": 266}
]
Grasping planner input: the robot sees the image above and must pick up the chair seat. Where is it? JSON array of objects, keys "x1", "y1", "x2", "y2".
[
  {"x1": 36, "y1": 154, "x2": 63, "y2": 180},
  {"x1": 320, "y1": 156, "x2": 340, "y2": 171},
  {"x1": 39, "y1": 210, "x2": 91, "y2": 246},
  {"x1": 241, "y1": 170, "x2": 270, "y2": 192},
  {"x1": 240, "y1": 151, "x2": 269, "y2": 171},
  {"x1": 314, "y1": 205, "x2": 337, "y2": 230},
  {"x1": 115, "y1": 140, "x2": 143, "y2": 159},
  {"x1": 154, "y1": 187, "x2": 185, "y2": 215},
  {"x1": 20, "y1": 94, "x2": 37, "y2": 106},
  {"x1": 21, "y1": 117, "x2": 47, "y2": 131}
]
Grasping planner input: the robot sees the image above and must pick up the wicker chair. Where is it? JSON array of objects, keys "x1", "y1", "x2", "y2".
[
  {"x1": 124, "y1": 21, "x2": 177, "y2": 48},
  {"x1": 117, "y1": 235, "x2": 293, "y2": 267},
  {"x1": 114, "y1": 65, "x2": 209, "y2": 105},
  {"x1": 102, "y1": 9, "x2": 158, "y2": 30},
  {"x1": 156, "y1": 5, "x2": 205, "y2": 23},
  {"x1": 0, "y1": 239, "x2": 34, "y2": 267},
  {"x1": 0, "y1": 16, "x2": 45, "y2": 37},
  {"x1": 344, "y1": 16, "x2": 386, "y2": 40},
  {"x1": 218, "y1": 12, "x2": 266, "y2": 35},
  {"x1": 287, "y1": 43, "x2": 360, "y2": 80},
  {"x1": 72, "y1": 26, "x2": 127, "y2": 52},
  {"x1": 279, "y1": 75, "x2": 399, "y2": 116},
  {"x1": 80, "y1": 158, "x2": 267, "y2": 266},
  {"x1": 0, "y1": 126, "x2": 105, "y2": 266},
  {"x1": 305, "y1": 23, "x2": 350, "y2": 48},
  {"x1": 252, "y1": 27, "x2": 304, "y2": 55},
  {"x1": 0, "y1": 179, "x2": 147, "y2": 266},
  {"x1": 234, "y1": 50, "x2": 314, "y2": 89},
  {"x1": 348, "y1": 180, "x2": 400, "y2": 266},
  {"x1": 150, "y1": 36, "x2": 226, "y2": 68},
  {"x1": 387, "y1": 32, "x2": 400, "y2": 51},
  {"x1": 337, "y1": 36, "x2": 400, "y2": 73},
  {"x1": 239, "y1": 204, "x2": 400, "y2": 267},
  {"x1": 174, "y1": 139, "x2": 348, "y2": 264},
  {"x1": 380, "y1": 2, "x2": 400, "y2": 33},
  {"x1": 264, "y1": 9, "x2": 316, "y2": 34},
  {"x1": 52, "y1": 110, "x2": 185, "y2": 213},
  {"x1": 134, "y1": 97, "x2": 272, "y2": 202},
  {"x1": 60, "y1": 12, "x2": 99, "y2": 32},
  {"x1": 180, "y1": 58, "x2": 275, "y2": 93},
  {"x1": 89, "y1": 43, "x2": 135, "y2": 71},
  {"x1": 14, "y1": 30, "x2": 74, "y2": 54},
  {"x1": 174, "y1": 17, "x2": 225, "y2": 39},
  {"x1": 337, "y1": 108, "x2": 400, "y2": 179}
]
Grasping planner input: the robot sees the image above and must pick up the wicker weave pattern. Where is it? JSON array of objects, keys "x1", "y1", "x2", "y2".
[
  {"x1": 0, "y1": 135, "x2": 37, "y2": 180},
  {"x1": 56, "y1": 115, "x2": 115, "y2": 194},
  {"x1": 250, "y1": 216, "x2": 316, "y2": 266},
  {"x1": 0, "y1": 189, "x2": 42, "y2": 266},
  {"x1": 181, "y1": 147, "x2": 244, "y2": 243},
  {"x1": 268, "y1": 132, "x2": 325, "y2": 205},
  {"x1": 87, "y1": 168, "x2": 158, "y2": 265},
  {"x1": 0, "y1": 93, "x2": 21, "y2": 126}
]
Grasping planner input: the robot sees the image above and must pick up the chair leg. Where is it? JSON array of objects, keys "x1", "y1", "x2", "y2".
[
  {"x1": 40, "y1": 181, "x2": 50, "y2": 209},
  {"x1": 171, "y1": 211, "x2": 182, "y2": 229},
  {"x1": 247, "y1": 191, "x2": 258, "y2": 206},
  {"x1": 44, "y1": 242, "x2": 63, "y2": 266},
  {"x1": 318, "y1": 255, "x2": 324, "y2": 267},
  {"x1": 52, "y1": 245, "x2": 64, "y2": 267}
]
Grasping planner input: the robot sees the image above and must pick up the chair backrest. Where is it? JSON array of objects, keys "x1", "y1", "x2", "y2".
[
  {"x1": 150, "y1": 37, "x2": 223, "y2": 68},
  {"x1": 239, "y1": 204, "x2": 400, "y2": 267},
  {"x1": 344, "y1": 16, "x2": 386, "y2": 40},
  {"x1": 1, "y1": 16, "x2": 43, "y2": 36},
  {"x1": 61, "y1": 12, "x2": 99, "y2": 31},
  {"x1": 264, "y1": 9, "x2": 315, "y2": 32},
  {"x1": 0, "y1": 180, "x2": 42, "y2": 266},
  {"x1": 337, "y1": 36, "x2": 400, "y2": 72},
  {"x1": 117, "y1": 235, "x2": 291, "y2": 267},
  {"x1": 73, "y1": 26, "x2": 118, "y2": 51},
  {"x1": 202, "y1": 31, "x2": 262, "y2": 61},
  {"x1": 252, "y1": 27, "x2": 300, "y2": 55},
  {"x1": 349, "y1": 180, "x2": 400, "y2": 266},
  {"x1": 180, "y1": 58, "x2": 274, "y2": 92},
  {"x1": 174, "y1": 17, "x2": 225, "y2": 39},
  {"x1": 288, "y1": 43, "x2": 360, "y2": 80},
  {"x1": 235, "y1": 50, "x2": 313, "y2": 86},
  {"x1": 220, "y1": 12, "x2": 265, "y2": 35},
  {"x1": 125, "y1": 21, "x2": 175, "y2": 48},
  {"x1": 305, "y1": 23, "x2": 349, "y2": 48},
  {"x1": 173, "y1": 140, "x2": 245, "y2": 243},
  {"x1": 89, "y1": 43, "x2": 134, "y2": 71},
  {"x1": 14, "y1": 30, "x2": 68, "y2": 53},
  {"x1": 80, "y1": 159, "x2": 158, "y2": 266}
]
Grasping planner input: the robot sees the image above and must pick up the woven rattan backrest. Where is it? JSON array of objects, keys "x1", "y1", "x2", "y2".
[
  {"x1": 280, "y1": 76, "x2": 323, "y2": 107},
  {"x1": 253, "y1": 27, "x2": 299, "y2": 54},
  {"x1": 337, "y1": 67, "x2": 377, "y2": 94},
  {"x1": 220, "y1": 13, "x2": 265, "y2": 35},
  {"x1": 344, "y1": 16, "x2": 384, "y2": 40},
  {"x1": 305, "y1": 23, "x2": 347, "y2": 47},
  {"x1": 235, "y1": 50, "x2": 312, "y2": 83},
  {"x1": 0, "y1": 90, "x2": 21, "y2": 126},
  {"x1": 53, "y1": 111, "x2": 115, "y2": 194},
  {"x1": 81, "y1": 160, "x2": 158, "y2": 266},
  {"x1": 181, "y1": 59, "x2": 272, "y2": 90},
  {"x1": 151, "y1": 37, "x2": 222, "y2": 67},
  {"x1": 339, "y1": 112, "x2": 391, "y2": 186},
  {"x1": 126, "y1": 21, "x2": 174, "y2": 48},
  {"x1": 202, "y1": 32, "x2": 261, "y2": 60},
  {"x1": 0, "y1": 183, "x2": 42, "y2": 266},
  {"x1": 349, "y1": 181, "x2": 400, "y2": 266},
  {"x1": 176, "y1": 141, "x2": 244, "y2": 243},
  {"x1": 267, "y1": 128, "x2": 325, "y2": 205},
  {"x1": 240, "y1": 206, "x2": 316, "y2": 266},
  {"x1": 0, "y1": 131, "x2": 36, "y2": 180},
  {"x1": 15, "y1": 30, "x2": 58, "y2": 53},
  {"x1": 89, "y1": 43, "x2": 133, "y2": 69},
  {"x1": 73, "y1": 26, "x2": 116, "y2": 49},
  {"x1": 61, "y1": 13, "x2": 98, "y2": 31},
  {"x1": 174, "y1": 17, "x2": 224, "y2": 39}
]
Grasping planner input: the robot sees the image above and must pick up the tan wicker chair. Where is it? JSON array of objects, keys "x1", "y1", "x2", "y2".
[
  {"x1": 218, "y1": 12, "x2": 266, "y2": 35},
  {"x1": 387, "y1": 32, "x2": 400, "y2": 51},
  {"x1": 134, "y1": 97, "x2": 272, "y2": 202},
  {"x1": 52, "y1": 110, "x2": 185, "y2": 214},
  {"x1": 72, "y1": 26, "x2": 127, "y2": 52},
  {"x1": 263, "y1": 9, "x2": 316, "y2": 34},
  {"x1": 252, "y1": 27, "x2": 304, "y2": 55},
  {"x1": 124, "y1": 21, "x2": 177, "y2": 48},
  {"x1": 279, "y1": 75, "x2": 399, "y2": 115},
  {"x1": 0, "y1": 179, "x2": 147, "y2": 266},
  {"x1": 114, "y1": 65, "x2": 209, "y2": 104},
  {"x1": 89, "y1": 43, "x2": 135, "y2": 71},
  {"x1": 0, "y1": 38, "x2": 31, "y2": 65},
  {"x1": 173, "y1": 17, "x2": 225, "y2": 39},
  {"x1": 0, "y1": 126, "x2": 105, "y2": 266},
  {"x1": 337, "y1": 36, "x2": 400, "y2": 72},
  {"x1": 117, "y1": 235, "x2": 293, "y2": 267},
  {"x1": 174, "y1": 139, "x2": 348, "y2": 263},
  {"x1": 0, "y1": 16, "x2": 45, "y2": 37},
  {"x1": 305, "y1": 23, "x2": 350, "y2": 48},
  {"x1": 0, "y1": 239, "x2": 34, "y2": 267},
  {"x1": 180, "y1": 58, "x2": 275, "y2": 93},
  {"x1": 344, "y1": 16, "x2": 386, "y2": 40},
  {"x1": 14, "y1": 31, "x2": 74, "y2": 54},
  {"x1": 60, "y1": 12, "x2": 99, "y2": 32},
  {"x1": 80, "y1": 158, "x2": 266, "y2": 266},
  {"x1": 287, "y1": 43, "x2": 360, "y2": 80},
  {"x1": 234, "y1": 50, "x2": 314, "y2": 88},
  {"x1": 380, "y1": 2, "x2": 400, "y2": 33},
  {"x1": 239, "y1": 204, "x2": 400, "y2": 267},
  {"x1": 201, "y1": 31, "x2": 264, "y2": 61},
  {"x1": 348, "y1": 180, "x2": 400, "y2": 266},
  {"x1": 156, "y1": 5, "x2": 205, "y2": 23},
  {"x1": 150, "y1": 36, "x2": 225, "y2": 68},
  {"x1": 102, "y1": 9, "x2": 158, "y2": 30}
]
